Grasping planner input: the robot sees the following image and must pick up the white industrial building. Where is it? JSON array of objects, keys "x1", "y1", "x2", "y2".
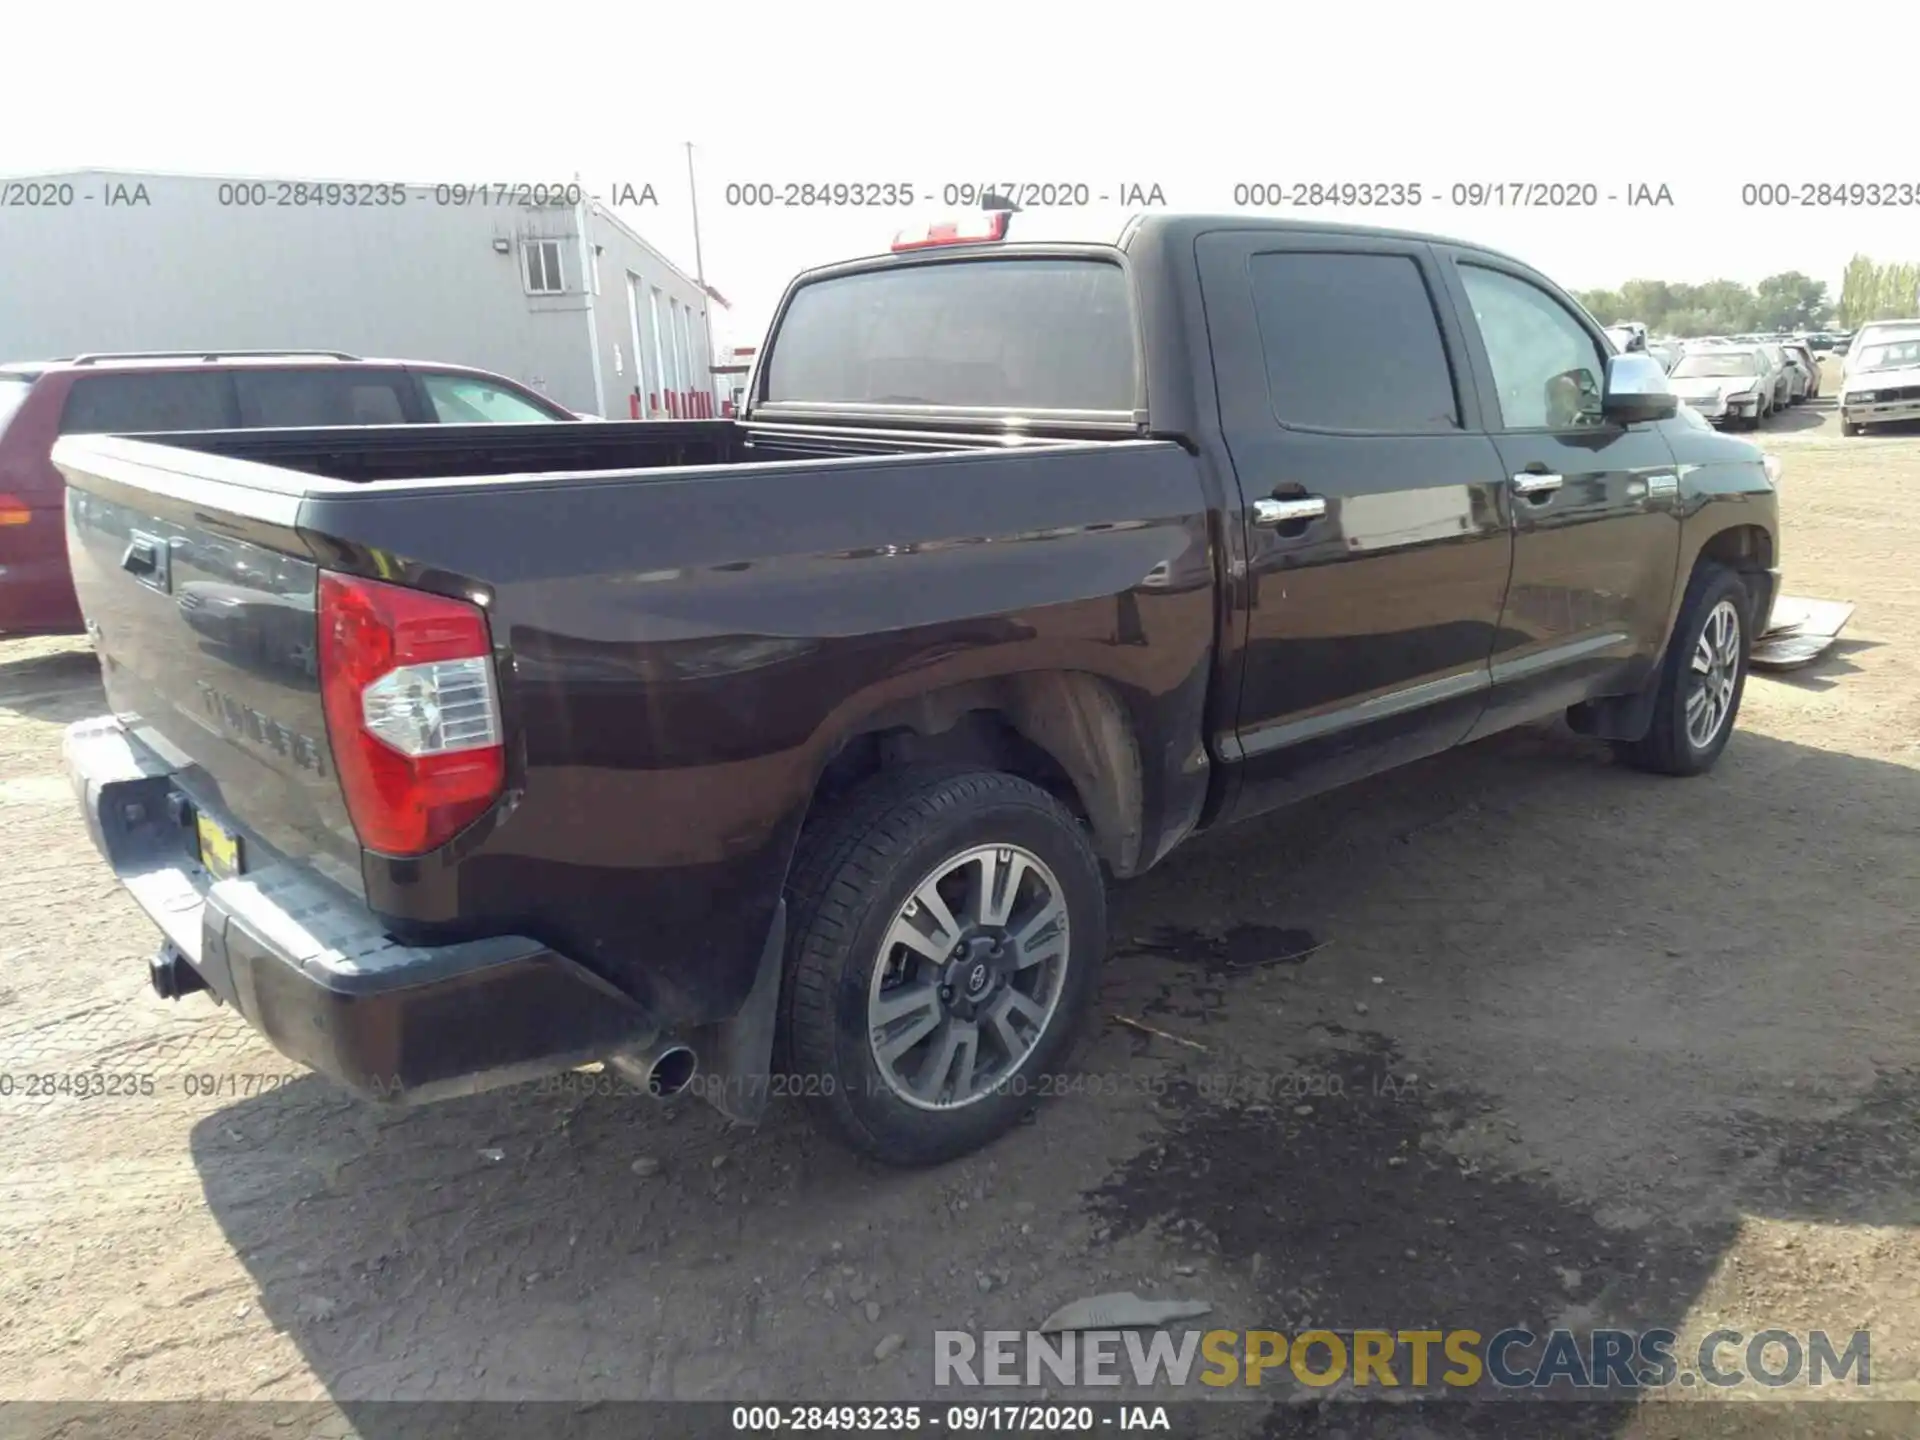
[{"x1": 0, "y1": 169, "x2": 728, "y2": 419}]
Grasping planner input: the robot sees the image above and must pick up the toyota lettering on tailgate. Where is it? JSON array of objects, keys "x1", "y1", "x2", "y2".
[{"x1": 196, "y1": 681, "x2": 329, "y2": 776}]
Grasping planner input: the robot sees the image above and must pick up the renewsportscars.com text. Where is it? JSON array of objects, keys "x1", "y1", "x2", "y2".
[{"x1": 935, "y1": 1327, "x2": 1871, "y2": 1392}]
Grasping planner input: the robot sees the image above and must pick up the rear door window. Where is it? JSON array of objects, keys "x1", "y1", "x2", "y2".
[
  {"x1": 1246, "y1": 252, "x2": 1462, "y2": 431},
  {"x1": 59, "y1": 372, "x2": 239, "y2": 434},
  {"x1": 233, "y1": 368, "x2": 414, "y2": 427}
]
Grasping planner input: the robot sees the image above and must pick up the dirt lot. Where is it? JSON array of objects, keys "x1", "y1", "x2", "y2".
[{"x1": 4, "y1": 387, "x2": 1918, "y2": 1438}]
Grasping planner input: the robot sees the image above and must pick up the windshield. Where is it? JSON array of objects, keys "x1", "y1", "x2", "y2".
[
  {"x1": 0, "y1": 377, "x2": 32, "y2": 435},
  {"x1": 420, "y1": 372, "x2": 562, "y2": 422},
  {"x1": 1855, "y1": 339, "x2": 1920, "y2": 372},
  {"x1": 1672, "y1": 351, "x2": 1759, "y2": 379},
  {"x1": 763, "y1": 257, "x2": 1138, "y2": 412},
  {"x1": 1848, "y1": 324, "x2": 1920, "y2": 366}
]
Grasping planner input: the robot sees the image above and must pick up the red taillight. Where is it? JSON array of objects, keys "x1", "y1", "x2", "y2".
[
  {"x1": 317, "y1": 572, "x2": 504, "y2": 856},
  {"x1": 890, "y1": 211, "x2": 1012, "y2": 251},
  {"x1": 0, "y1": 493, "x2": 33, "y2": 527}
]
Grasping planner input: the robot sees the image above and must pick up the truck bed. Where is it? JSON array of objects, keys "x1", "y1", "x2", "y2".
[{"x1": 53, "y1": 422, "x2": 1219, "y2": 1043}]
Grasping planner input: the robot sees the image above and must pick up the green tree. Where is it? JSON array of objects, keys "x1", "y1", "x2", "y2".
[
  {"x1": 1692, "y1": 280, "x2": 1760, "y2": 333},
  {"x1": 1618, "y1": 279, "x2": 1675, "y2": 324},
  {"x1": 1662, "y1": 307, "x2": 1715, "y2": 338},
  {"x1": 1754, "y1": 272, "x2": 1832, "y2": 331},
  {"x1": 1574, "y1": 288, "x2": 1624, "y2": 323},
  {"x1": 1579, "y1": 260, "x2": 1908, "y2": 337},
  {"x1": 1893, "y1": 262, "x2": 1920, "y2": 317},
  {"x1": 1840, "y1": 254, "x2": 1881, "y2": 327}
]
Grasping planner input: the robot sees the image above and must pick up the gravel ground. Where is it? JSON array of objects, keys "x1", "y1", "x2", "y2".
[{"x1": 4, "y1": 387, "x2": 1917, "y2": 1438}]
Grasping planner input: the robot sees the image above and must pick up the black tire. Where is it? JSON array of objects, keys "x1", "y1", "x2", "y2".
[
  {"x1": 1613, "y1": 563, "x2": 1752, "y2": 777},
  {"x1": 779, "y1": 767, "x2": 1107, "y2": 1166}
]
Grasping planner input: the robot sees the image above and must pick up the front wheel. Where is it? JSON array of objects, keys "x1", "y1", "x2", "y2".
[
  {"x1": 779, "y1": 768, "x2": 1107, "y2": 1166},
  {"x1": 1613, "y1": 563, "x2": 1751, "y2": 777}
]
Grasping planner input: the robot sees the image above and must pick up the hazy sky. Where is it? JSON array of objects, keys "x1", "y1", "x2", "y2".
[{"x1": 8, "y1": 2, "x2": 1918, "y2": 349}]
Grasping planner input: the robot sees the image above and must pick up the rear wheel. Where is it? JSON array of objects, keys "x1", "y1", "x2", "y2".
[
  {"x1": 779, "y1": 768, "x2": 1107, "y2": 1166},
  {"x1": 1613, "y1": 563, "x2": 1751, "y2": 777}
]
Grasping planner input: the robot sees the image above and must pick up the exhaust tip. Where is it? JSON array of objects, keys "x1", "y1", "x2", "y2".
[{"x1": 646, "y1": 1046, "x2": 697, "y2": 1098}]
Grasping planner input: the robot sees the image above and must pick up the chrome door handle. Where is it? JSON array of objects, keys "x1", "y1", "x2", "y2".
[
  {"x1": 1252, "y1": 496, "x2": 1327, "y2": 525},
  {"x1": 1511, "y1": 472, "x2": 1564, "y2": 497}
]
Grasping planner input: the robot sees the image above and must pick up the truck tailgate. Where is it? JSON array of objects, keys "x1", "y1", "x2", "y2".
[{"x1": 62, "y1": 466, "x2": 362, "y2": 895}]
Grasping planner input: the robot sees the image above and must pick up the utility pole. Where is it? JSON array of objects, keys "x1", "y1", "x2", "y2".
[
  {"x1": 686, "y1": 142, "x2": 718, "y2": 413},
  {"x1": 576, "y1": 168, "x2": 607, "y2": 418}
]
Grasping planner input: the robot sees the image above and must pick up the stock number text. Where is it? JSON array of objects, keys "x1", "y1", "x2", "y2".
[
  {"x1": 724, "y1": 182, "x2": 917, "y2": 208},
  {"x1": 218, "y1": 181, "x2": 408, "y2": 208},
  {"x1": 731, "y1": 1406, "x2": 924, "y2": 1431},
  {"x1": 1235, "y1": 181, "x2": 1423, "y2": 208},
  {"x1": 1742, "y1": 181, "x2": 1920, "y2": 207},
  {"x1": 1, "y1": 1072, "x2": 156, "y2": 1098}
]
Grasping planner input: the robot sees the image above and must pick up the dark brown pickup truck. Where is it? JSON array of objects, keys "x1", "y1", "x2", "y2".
[{"x1": 54, "y1": 214, "x2": 1780, "y2": 1166}]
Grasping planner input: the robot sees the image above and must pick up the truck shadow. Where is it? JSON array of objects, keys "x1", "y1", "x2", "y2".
[
  {"x1": 0, "y1": 639, "x2": 102, "y2": 723},
  {"x1": 1758, "y1": 637, "x2": 1879, "y2": 693},
  {"x1": 185, "y1": 725, "x2": 1920, "y2": 1436}
]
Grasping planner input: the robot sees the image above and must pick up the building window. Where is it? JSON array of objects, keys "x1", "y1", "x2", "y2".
[
  {"x1": 673, "y1": 301, "x2": 695, "y2": 406},
  {"x1": 652, "y1": 288, "x2": 675, "y2": 397},
  {"x1": 524, "y1": 240, "x2": 565, "y2": 294},
  {"x1": 630, "y1": 275, "x2": 657, "y2": 412}
]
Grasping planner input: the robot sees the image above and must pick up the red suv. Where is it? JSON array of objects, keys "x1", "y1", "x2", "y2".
[{"x1": 0, "y1": 351, "x2": 577, "y2": 636}]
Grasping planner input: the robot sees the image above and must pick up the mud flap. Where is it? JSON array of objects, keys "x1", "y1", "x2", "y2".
[
  {"x1": 689, "y1": 899, "x2": 786, "y2": 1126},
  {"x1": 1565, "y1": 675, "x2": 1663, "y2": 743}
]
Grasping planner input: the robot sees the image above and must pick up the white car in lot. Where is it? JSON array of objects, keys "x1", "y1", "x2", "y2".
[
  {"x1": 1667, "y1": 346, "x2": 1774, "y2": 428},
  {"x1": 1839, "y1": 336, "x2": 1920, "y2": 435},
  {"x1": 1843, "y1": 320, "x2": 1920, "y2": 379},
  {"x1": 1756, "y1": 343, "x2": 1802, "y2": 406}
]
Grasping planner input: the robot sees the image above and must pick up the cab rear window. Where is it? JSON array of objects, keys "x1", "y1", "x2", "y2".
[{"x1": 762, "y1": 257, "x2": 1138, "y2": 413}]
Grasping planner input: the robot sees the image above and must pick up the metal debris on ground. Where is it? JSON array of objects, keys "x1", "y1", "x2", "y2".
[
  {"x1": 1752, "y1": 596, "x2": 1855, "y2": 670},
  {"x1": 1111, "y1": 1015, "x2": 1209, "y2": 1051},
  {"x1": 1039, "y1": 1292, "x2": 1214, "y2": 1334}
]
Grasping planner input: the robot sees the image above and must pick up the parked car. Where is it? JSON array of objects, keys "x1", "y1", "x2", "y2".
[
  {"x1": 1756, "y1": 343, "x2": 1802, "y2": 406},
  {"x1": 1838, "y1": 335, "x2": 1920, "y2": 435},
  {"x1": 1842, "y1": 320, "x2": 1920, "y2": 378},
  {"x1": 1833, "y1": 332, "x2": 1854, "y2": 355},
  {"x1": 1605, "y1": 324, "x2": 1648, "y2": 354},
  {"x1": 1648, "y1": 340, "x2": 1686, "y2": 373},
  {"x1": 0, "y1": 351, "x2": 577, "y2": 637},
  {"x1": 1776, "y1": 340, "x2": 1819, "y2": 401},
  {"x1": 52, "y1": 214, "x2": 1781, "y2": 1167},
  {"x1": 1667, "y1": 346, "x2": 1776, "y2": 428}
]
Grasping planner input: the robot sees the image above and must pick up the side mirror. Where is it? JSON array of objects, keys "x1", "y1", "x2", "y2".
[{"x1": 1602, "y1": 353, "x2": 1678, "y2": 424}]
